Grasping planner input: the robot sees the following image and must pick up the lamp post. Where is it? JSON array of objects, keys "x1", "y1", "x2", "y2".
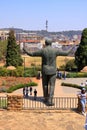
[{"x1": 23, "y1": 57, "x2": 25, "y2": 77}]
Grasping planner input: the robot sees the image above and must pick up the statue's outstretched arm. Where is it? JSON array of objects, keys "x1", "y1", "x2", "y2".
[
  {"x1": 56, "y1": 45, "x2": 75, "y2": 56},
  {"x1": 23, "y1": 43, "x2": 42, "y2": 57}
]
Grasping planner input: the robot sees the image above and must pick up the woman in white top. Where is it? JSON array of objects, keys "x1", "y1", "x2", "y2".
[{"x1": 77, "y1": 87, "x2": 87, "y2": 116}]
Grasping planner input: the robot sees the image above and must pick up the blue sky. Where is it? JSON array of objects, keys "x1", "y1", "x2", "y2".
[{"x1": 0, "y1": 0, "x2": 87, "y2": 32}]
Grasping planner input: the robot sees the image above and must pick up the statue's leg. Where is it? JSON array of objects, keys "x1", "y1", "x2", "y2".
[
  {"x1": 42, "y1": 74, "x2": 49, "y2": 102},
  {"x1": 47, "y1": 74, "x2": 56, "y2": 105}
]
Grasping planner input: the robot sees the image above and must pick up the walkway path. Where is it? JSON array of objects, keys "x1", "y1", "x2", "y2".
[
  {"x1": 12, "y1": 78, "x2": 87, "y2": 97},
  {"x1": 0, "y1": 109, "x2": 85, "y2": 130},
  {"x1": 1, "y1": 78, "x2": 86, "y2": 97}
]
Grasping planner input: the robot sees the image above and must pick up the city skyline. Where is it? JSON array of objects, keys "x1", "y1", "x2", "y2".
[{"x1": 0, "y1": 0, "x2": 87, "y2": 32}]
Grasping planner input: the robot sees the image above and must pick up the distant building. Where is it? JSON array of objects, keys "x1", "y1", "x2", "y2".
[
  {"x1": 52, "y1": 42, "x2": 62, "y2": 48},
  {"x1": 0, "y1": 29, "x2": 9, "y2": 40},
  {"x1": 20, "y1": 33, "x2": 44, "y2": 52},
  {"x1": 0, "y1": 28, "x2": 81, "y2": 56}
]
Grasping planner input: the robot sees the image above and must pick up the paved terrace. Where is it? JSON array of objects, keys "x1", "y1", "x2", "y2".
[
  {"x1": 0, "y1": 78, "x2": 87, "y2": 130},
  {"x1": 12, "y1": 78, "x2": 87, "y2": 97}
]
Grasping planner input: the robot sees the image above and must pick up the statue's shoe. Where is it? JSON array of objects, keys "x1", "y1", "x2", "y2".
[
  {"x1": 46, "y1": 102, "x2": 55, "y2": 106},
  {"x1": 43, "y1": 99, "x2": 48, "y2": 103}
]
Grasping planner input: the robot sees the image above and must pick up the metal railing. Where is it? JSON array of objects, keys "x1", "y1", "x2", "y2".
[
  {"x1": 0, "y1": 96, "x2": 78, "y2": 110},
  {"x1": 0, "y1": 97, "x2": 7, "y2": 109},
  {"x1": 23, "y1": 97, "x2": 78, "y2": 110}
]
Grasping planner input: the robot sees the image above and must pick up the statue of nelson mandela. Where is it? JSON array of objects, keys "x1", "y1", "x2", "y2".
[{"x1": 23, "y1": 38, "x2": 73, "y2": 106}]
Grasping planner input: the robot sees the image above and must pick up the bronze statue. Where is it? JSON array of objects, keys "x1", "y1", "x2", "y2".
[{"x1": 23, "y1": 38, "x2": 73, "y2": 106}]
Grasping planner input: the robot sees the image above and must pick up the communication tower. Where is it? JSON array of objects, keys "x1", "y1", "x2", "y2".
[{"x1": 46, "y1": 20, "x2": 48, "y2": 31}]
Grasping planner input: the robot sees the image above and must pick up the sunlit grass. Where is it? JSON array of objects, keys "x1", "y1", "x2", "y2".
[{"x1": 22, "y1": 55, "x2": 74, "y2": 68}]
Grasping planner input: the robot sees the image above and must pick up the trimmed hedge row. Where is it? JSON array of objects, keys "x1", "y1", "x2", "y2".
[
  {"x1": 7, "y1": 82, "x2": 38, "y2": 93},
  {"x1": 66, "y1": 72, "x2": 87, "y2": 78},
  {"x1": 61, "y1": 82, "x2": 87, "y2": 90}
]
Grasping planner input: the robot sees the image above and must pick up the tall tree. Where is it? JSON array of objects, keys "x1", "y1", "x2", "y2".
[
  {"x1": 75, "y1": 28, "x2": 87, "y2": 71},
  {"x1": 6, "y1": 30, "x2": 23, "y2": 67},
  {"x1": 0, "y1": 40, "x2": 7, "y2": 61}
]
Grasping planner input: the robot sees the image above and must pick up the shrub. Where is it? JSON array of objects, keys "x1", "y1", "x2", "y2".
[
  {"x1": 0, "y1": 67, "x2": 8, "y2": 76},
  {"x1": 24, "y1": 67, "x2": 38, "y2": 77},
  {"x1": 67, "y1": 72, "x2": 87, "y2": 78},
  {"x1": 0, "y1": 87, "x2": 7, "y2": 92},
  {"x1": 59, "y1": 65, "x2": 66, "y2": 71},
  {"x1": 15, "y1": 67, "x2": 24, "y2": 77},
  {"x1": 0, "y1": 66, "x2": 39, "y2": 77},
  {"x1": 61, "y1": 82, "x2": 87, "y2": 90},
  {"x1": 7, "y1": 82, "x2": 38, "y2": 93},
  {"x1": 65, "y1": 59, "x2": 77, "y2": 71}
]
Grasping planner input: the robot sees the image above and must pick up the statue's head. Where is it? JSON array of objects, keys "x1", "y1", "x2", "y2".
[{"x1": 45, "y1": 37, "x2": 52, "y2": 46}]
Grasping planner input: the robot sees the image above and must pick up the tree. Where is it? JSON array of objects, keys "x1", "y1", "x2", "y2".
[
  {"x1": 6, "y1": 30, "x2": 23, "y2": 67},
  {"x1": 0, "y1": 40, "x2": 7, "y2": 61},
  {"x1": 75, "y1": 28, "x2": 87, "y2": 71},
  {"x1": 65, "y1": 59, "x2": 77, "y2": 71}
]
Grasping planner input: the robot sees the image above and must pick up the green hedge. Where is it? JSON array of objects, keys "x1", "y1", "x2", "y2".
[
  {"x1": 66, "y1": 72, "x2": 87, "y2": 78},
  {"x1": 7, "y1": 82, "x2": 38, "y2": 93},
  {"x1": 61, "y1": 82, "x2": 87, "y2": 90}
]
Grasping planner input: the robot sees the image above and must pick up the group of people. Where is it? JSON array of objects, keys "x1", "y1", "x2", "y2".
[
  {"x1": 23, "y1": 86, "x2": 37, "y2": 100},
  {"x1": 56, "y1": 70, "x2": 66, "y2": 80}
]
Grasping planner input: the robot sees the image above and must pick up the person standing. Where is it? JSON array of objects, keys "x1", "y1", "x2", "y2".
[
  {"x1": 77, "y1": 88, "x2": 87, "y2": 116},
  {"x1": 23, "y1": 38, "x2": 74, "y2": 106},
  {"x1": 30, "y1": 86, "x2": 32, "y2": 95},
  {"x1": 34, "y1": 89, "x2": 37, "y2": 100},
  {"x1": 25, "y1": 86, "x2": 28, "y2": 97},
  {"x1": 23, "y1": 87, "x2": 26, "y2": 97},
  {"x1": 63, "y1": 71, "x2": 66, "y2": 80}
]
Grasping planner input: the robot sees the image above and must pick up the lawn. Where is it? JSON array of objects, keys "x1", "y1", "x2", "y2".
[{"x1": 22, "y1": 55, "x2": 74, "y2": 68}]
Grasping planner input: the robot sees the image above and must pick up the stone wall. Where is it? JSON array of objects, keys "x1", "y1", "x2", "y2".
[{"x1": 7, "y1": 94, "x2": 23, "y2": 110}]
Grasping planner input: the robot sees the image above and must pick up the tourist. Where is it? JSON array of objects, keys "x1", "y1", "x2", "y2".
[
  {"x1": 37, "y1": 71, "x2": 41, "y2": 79},
  {"x1": 25, "y1": 86, "x2": 29, "y2": 97},
  {"x1": 63, "y1": 71, "x2": 66, "y2": 80},
  {"x1": 30, "y1": 86, "x2": 33, "y2": 95},
  {"x1": 23, "y1": 87, "x2": 26, "y2": 97},
  {"x1": 77, "y1": 88, "x2": 87, "y2": 116},
  {"x1": 34, "y1": 89, "x2": 37, "y2": 100}
]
